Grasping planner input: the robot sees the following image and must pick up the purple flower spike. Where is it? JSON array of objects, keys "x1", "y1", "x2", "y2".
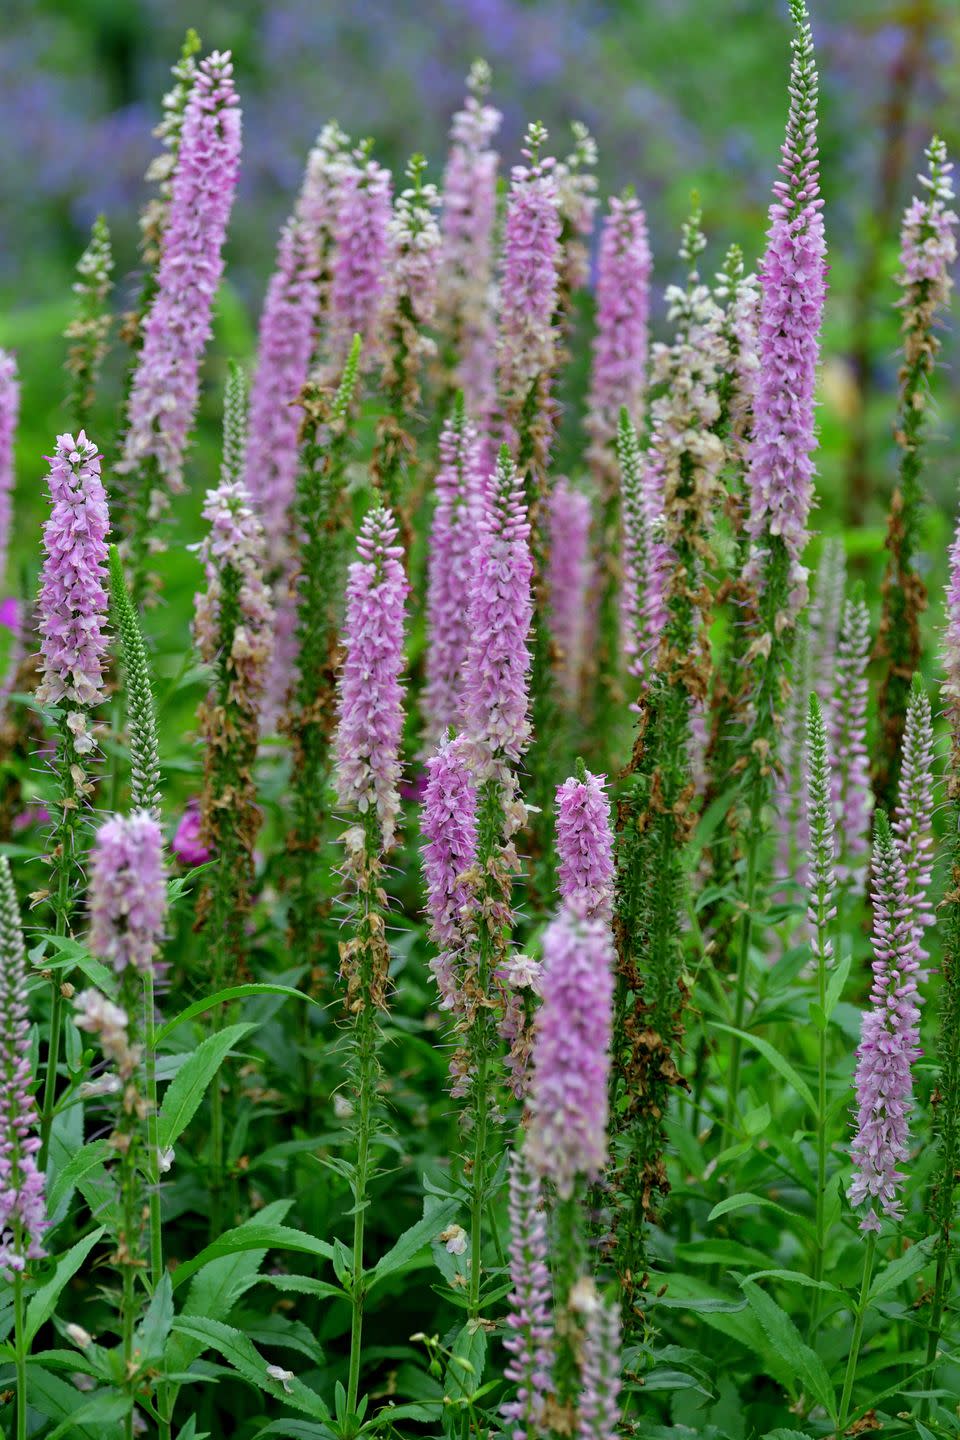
[
  {"x1": 502, "y1": 1149, "x2": 554, "y2": 1440},
  {"x1": 546, "y1": 480, "x2": 592, "y2": 705},
  {"x1": 464, "y1": 447, "x2": 533, "y2": 772},
  {"x1": 848, "y1": 815, "x2": 924, "y2": 1231},
  {"x1": 335, "y1": 506, "x2": 408, "y2": 852},
  {"x1": 193, "y1": 480, "x2": 274, "y2": 712},
  {"x1": 745, "y1": 1, "x2": 827, "y2": 620},
  {"x1": 328, "y1": 147, "x2": 393, "y2": 370},
  {"x1": 526, "y1": 900, "x2": 614, "y2": 1198},
  {"x1": 893, "y1": 681, "x2": 935, "y2": 960},
  {"x1": 0, "y1": 350, "x2": 19, "y2": 584},
  {"x1": 586, "y1": 194, "x2": 651, "y2": 473},
  {"x1": 555, "y1": 770, "x2": 614, "y2": 923},
  {"x1": 88, "y1": 812, "x2": 167, "y2": 975},
  {"x1": 120, "y1": 51, "x2": 242, "y2": 502},
  {"x1": 944, "y1": 512, "x2": 960, "y2": 726},
  {"x1": 0, "y1": 857, "x2": 46, "y2": 1274},
  {"x1": 421, "y1": 733, "x2": 478, "y2": 1012},
  {"x1": 172, "y1": 799, "x2": 210, "y2": 867},
  {"x1": 243, "y1": 217, "x2": 320, "y2": 564},
  {"x1": 37, "y1": 431, "x2": 110, "y2": 713},
  {"x1": 575, "y1": 1286, "x2": 623, "y2": 1440},
  {"x1": 423, "y1": 405, "x2": 487, "y2": 748},
  {"x1": 499, "y1": 124, "x2": 562, "y2": 422}
]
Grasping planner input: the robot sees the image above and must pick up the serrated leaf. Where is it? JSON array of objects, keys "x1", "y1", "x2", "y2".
[
  {"x1": 708, "y1": 1192, "x2": 813, "y2": 1239},
  {"x1": 367, "y1": 1199, "x2": 459, "y2": 1291},
  {"x1": 26, "y1": 1229, "x2": 105, "y2": 1344},
  {"x1": 171, "y1": 1316, "x2": 330, "y2": 1419},
  {"x1": 743, "y1": 1269, "x2": 841, "y2": 1294},
  {"x1": 46, "y1": 1139, "x2": 112, "y2": 1221},
  {"x1": 158, "y1": 1023, "x2": 255, "y2": 1150},
  {"x1": 136, "y1": 1272, "x2": 174, "y2": 1366},
  {"x1": 741, "y1": 1280, "x2": 835, "y2": 1419},
  {"x1": 170, "y1": 1222, "x2": 334, "y2": 1292},
  {"x1": 868, "y1": 1237, "x2": 934, "y2": 1302}
]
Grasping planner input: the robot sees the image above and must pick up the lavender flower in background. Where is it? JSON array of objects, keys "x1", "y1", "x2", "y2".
[
  {"x1": 502, "y1": 1149, "x2": 554, "y2": 1440},
  {"x1": 464, "y1": 446, "x2": 533, "y2": 775},
  {"x1": 555, "y1": 768, "x2": 614, "y2": 923},
  {"x1": 526, "y1": 900, "x2": 613, "y2": 1198},
  {"x1": 88, "y1": 813, "x2": 167, "y2": 975},
  {"x1": 573, "y1": 1283, "x2": 622, "y2": 1440},
  {"x1": 555, "y1": 120, "x2": 599, "y2": 296},
  {"x1": 193, "y1": 479, "x2": 274, "y2": 714},
  {"x1": 0, "y1": 857, "x2": 45, "y2": 1274},
  {"x1": 243, "y1": 217, "x2": 319, "y2": 563},
  {"x1": 945, "y1": 512, "x2": 960, "y2": 727},
  {"x1": 498, "y1": 122, "x2": 562, "y2": 461},
  {"x1": 745, "y1": 0, "x2": 827, "y2": 624},
  {"x1": 327, "y1": 143, "x2": 393, "y2": 373},
  {"x1": 172, "y1": 799, "x2": 209, "y2": 866},
  {"x1": 295, "y1": 120, "x2": 350, "y2": 316},
  {"x1": 546, "y1": 480, "x2": 592, "y2": 706},
  {"x1": 0, "y1": 350, "x2": 19, "y2": 585},
  {"x1": 335, "y1": 506, "x2": 408, "y2": 853},
  {"x1": 135, "y1": 28, "x2": 202, "y2": 280},
  {"x1": 384, "y1": 153, "x2": 442, "y2": 402},
  {"x1": 618, "y1": 407, "x2": 664, "y2": 687},
  {"x1": 423, "y1": 400, "x2": 486, "y2": 748},
  {"x1": 437, "y1": 60, "x2": 501, "y2": 428},
  {"x1": 893, "y1": 677, "x2": 935, "y2": 960},
  {"x1": 421, "y1": 733, "x2": 478, "y2": 1013},
  {"x1": 848, "y1": 813, "x2": 924, "y2": 1231},
  {"x1": 586, "y1": 192, "x2": 651, "y2": 479},
  {"x1": 830, "y1": 587, "x2": 872, "y2": 887},
  {"x1": 808, "y1": 536, "x2": 846, "y2": 707},
  {"x1": 118, "y1": 50, "x2": 242, "y2": 593}
]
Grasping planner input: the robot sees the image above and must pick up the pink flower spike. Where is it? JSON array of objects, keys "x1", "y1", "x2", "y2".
[{"x1": 88, "y1": 812, "x2": 167, "y2": 976}]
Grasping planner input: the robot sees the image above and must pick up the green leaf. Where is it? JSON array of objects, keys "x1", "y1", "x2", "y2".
[
  {"x1": 23, "y1": 1363, "x2": 126, "y2": 1439},
  {"x1": 741, "y1": 1280, "x2": 836, "y2": 1419},
  {"x1": 158, "y1": 1023, "x2": 255, "y2": 1150},
  {"x1": 26, "y1": 1229, "x2": 105, "y2": 1344},
  {"x1": 708, "y1": 1192, "x2": 814, "y2": 1239},
  {"x1": 368, "y1": 1199, "x2": 459, "y2": 1291},
  {"x1": 445, "y1": 1323, "x2": 486, "y2": 1402},
  {"x1": 824, "y1": 951, "x2": 852, "y2": 1020},
  {"x1": 711, "y1": 1023, "x2": 815, "y2": 1111},
  {"x1": 744, "y1": 1269, "x2": 841, "y2": 1294},
  {"x1": 44, "y1": 1389, "x2": 131, "y2": 1440},
  {"x1": 170, "y1": 1317, "x2": 330, "y2": 1419},
  {"x1": 257, "y1": 1274, "x2": 344, "y2": 1301},
  {"x1": 155, "y1": 986, "x2": 321, "y2": 1045},
  {"x1": 136, "y1": 1273, "x2": 174, "y2": 1366},
  {"x1": 46, "y1": 1139, "x2": 112, "y2": 1220},
  {"x1": 868, "y1": 1238, "x2": 934, "y2": 1302},
  {"x1": 171, "y1": 1223, "x2": 334, "y2": 1292}
]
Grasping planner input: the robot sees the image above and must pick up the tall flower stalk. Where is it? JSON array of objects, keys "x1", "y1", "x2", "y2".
[
  {"x1": 64, "y1": 215, "x2": 114, "y2": 429},
  {"x1": 726, "y1": 0, "x2": 826, "y2": 1120},
  {"x1": 0, "y1": 349, "x2": 19, "y2": 585},
  {"x1": 0, "y1": 856, "x2": 46, "y2": 1440},
  {"x1": 118, "y1": 50, "x2": 242, "y2": 603},
  {"x1": 35, "y1": 431, "x2": 110, "y2": 1162},
  {"x1": 436, "y1": 61, "x2": 501, "y2": 426},
  {"x1": 619, "y1": 407, "x2": 664, "y2": 689},
  {"x1": 109, "y1": 547, "x2": 161, "y2": 818},
  {"x1": 612, "y1": 209, "x2": 727, "y2": 1295},
  {"x1": 327, "y1": 141, "x2": 392, "y2": 375},
  {"x1": 546, "y1": 481, "x2": 592, "y2": 712},
  {"x1": 830, "y1": 586, "x2": 872, "y2": 889},
  {"x1": 333, "y1": 505, "x2": 408, "y2": 1414},
  {"x1": 874, "y1": 137, "x2": 957, "y2": 806},
  {"x1": 285, "y1": 336, "x2": 362, "y2": 994}
]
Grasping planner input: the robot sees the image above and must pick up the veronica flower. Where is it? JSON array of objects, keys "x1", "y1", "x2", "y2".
[
  {"x1": 0, "y1": 350, "x2": 19, "y2": 585},
  {"x1": 437, "y1": 60, "x2": 501, "y2": 428},
  {"x1": 334, "y1": 506, "x2": 408, "y2": 853},
  {"x1": 586, "y1": 193, "x2": 651, "y2": 477},
  {"x1": 893, "y1": 678, "x2": 935, "y2": 960},
  {"x1": 546, "y1": 481, "x2": 592, "y2": 705},
  {"x1": 830, "y1": 588, "x2": 872, "y2": 886},
  {"x1": 555, "y1": 769, "x2": 614, "y2": 923},
  {"x1": 525, "y1": 901, "x2": 614, "y2": 1198},
  {"x1": 422, "y1": 401, "x2": 487, "y2": 747},
  {"x1": 502, "y1": 1150, "x2": 554, "y2": 1440},
  {"x1": 745, "y1": 0, "x2": 827, "y2": 623},
  {"x1": 573, "y1": 1283, "x2": 622, "y2": 1440},
  {"x1": 848, "y1": 814, "x2": 924, "y2": 1231},
  {"x1": 88, "y1": 812, "x2": 167, "y2": 976},
  {"x1": 0, "y1": 858, "x2": 45, "y2": 1274},
  {"x1": 618, "y1": 408, "x2": 665, "y2": 685},
  {"x1": 327, "y1": 144, "x2": 393, "y2": 372},
  {"x1": 421, "y1": 733, "x2": 478, "y2": 1013}
]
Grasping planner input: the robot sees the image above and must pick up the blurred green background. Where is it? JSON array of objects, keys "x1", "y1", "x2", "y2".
[{"x1": 0, "y1": 0, "x2": 957, "y2": 562}]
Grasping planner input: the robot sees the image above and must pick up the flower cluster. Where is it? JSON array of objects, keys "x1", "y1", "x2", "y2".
[
  {"x1": 502, "y1": 1151, "x2": 554, "y2": 1439},
  {"x1": 896, "y1": 136, "x2": 957, "y2": 370},
  {"x1": 335, "y1": 506, "x2": 408, "y2": 851},
  {"x1": 0, "y1": 349, "x2": 19, "y2": 583},
  {"x1": 423, "y1": 404, "x2": 487, "y2": 747},
  {"x1": 586, "y1": 192, "x2": 651, "y2": 473},
  {"x1": 555, "y1": 121, "x2": 599, "y2": 294},
  {"x1": 328, "y1": 146, "x2": 393, "y2": 371},
  {"x1": 546, "y1": 481, "x2": 592, "y2": 705},
  {"x1": 296, "y1": 120, "x2": 350, "y2": 303},
  {"x1": 745, "y1": 0, "x2": 827, "y2": 620},
  {"x1": 555, "y1": 770, "x2": 615, "y2": 923},
  {"x1": 525, "y1": 901, "x2": 614, "y2": 1198},
  {"x1": 421, "y1": 734, "x2": 478, "y2": 1012},
  {"x1": 88, "y1": 813, "x2": 167, "y2": 976},
  {"x1": 464, "y1": 447, "x2": 534, "y2": 772},
  {"x1": 438, "y1": 61, "x2": 501, "y2": 426},
  {"x1": 193, "y1": 480, "x2": 274, "y2": 711},
  {"x1": 120, "y1": 52, "x2": 242, "y2": 507},
  {"x1": 243, "y1": 217, "x2": 320, "y2": 564},
  {"x1": 0, "y1": 858, "x2": 45, "y2": 1274},
  {"x1": 36, "y1": 431, "x2": 110, "y2": 715},
  {"x1": 830, "y1": 589, "x2": 872, "y2": 885},
  {"x1": 848, "y1": 815, "x2": 924, "y2": 1230},
  {"x1": 893, "y1": 679, "x2": 935, "y2": 959},
  {"x1": 618, "y1": 408, "x2": 665, "y2": 685},
  {"x1": 74, "y1": 989, "x2": 141, "y2": 1082}
]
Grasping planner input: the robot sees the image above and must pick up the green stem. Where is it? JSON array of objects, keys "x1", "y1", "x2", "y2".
[
  {"x1": 838, "y1": 1231, "x2": 876, "y2": 1432},
  {"x1": 13, "y1": 1266, "x2": 27, "y2": 1440},
  {"x1": 724, "y1": 793, "x2": 762, "y2": 1133}
]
